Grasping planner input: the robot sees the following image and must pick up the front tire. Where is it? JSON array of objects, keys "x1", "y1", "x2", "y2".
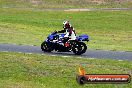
[
  {"x1": 41, "y1": 41, "x2": 54, "y2": 52},
  {"x1": 72, "y1": 42, "x2": 87, "y2": 55}
]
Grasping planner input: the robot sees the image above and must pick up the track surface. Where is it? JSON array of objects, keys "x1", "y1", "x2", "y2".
[{"x1": 0, "y1": 44, "x2": 132, "y2": 60}]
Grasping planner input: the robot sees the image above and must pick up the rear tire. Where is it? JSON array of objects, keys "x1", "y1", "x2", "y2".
[
  {"x1": 41, "y1": 42, "x2": 54, "y2": 52},
  {"x1": 72, "y1": 42, "x2": 87, "y2": 55}
]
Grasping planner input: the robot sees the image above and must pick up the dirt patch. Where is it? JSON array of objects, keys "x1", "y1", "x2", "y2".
[
  {"x1": 64, "y1": 8, "x2": 132, "y2": 12},
  {"x1": 29, "y1": 0, "x2": 43, "y2": 5}
]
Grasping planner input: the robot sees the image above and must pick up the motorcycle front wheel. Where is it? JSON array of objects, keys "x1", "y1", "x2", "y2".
[{"x1": 41, "y1": 41, "x2": 54, "y2": 52}]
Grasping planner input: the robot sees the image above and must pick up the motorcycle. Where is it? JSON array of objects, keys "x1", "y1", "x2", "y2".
[{"x1": 41, "y1": 31, "x2": 89, "y2": 55}]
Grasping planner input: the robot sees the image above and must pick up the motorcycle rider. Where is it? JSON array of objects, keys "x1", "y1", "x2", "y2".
[{"x1": 56, "y1": 21, "x2": 76, "y2": 47}]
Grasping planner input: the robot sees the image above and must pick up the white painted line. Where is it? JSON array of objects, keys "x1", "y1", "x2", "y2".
[
  {"x1": 64, "y1": 9, "x2": 91, "y2": 12},
  {"x1": 89, "y1": 58, "x2": 95, "y2": 59},
  {"x1": 2, "y1": 51, "x2": 8, "y2": 52},
  {"x1": 118, "y1": 60, "x2": 123, "y2": 61},
  {"x1": 9, "y1": 43, "x2": 17, "y2": 45},
  {"x1": 77, "y1": 57, "x2": 82, "y2": 58},
  {"x1": 51, "y1": 55, "x2": 57, "y2": 57},
  {"x1": 61, "y1": 56, "x2": 70, "y2": 58},
  {"x1": 27, "y1": 53, "x2": 33, "y2": 54}
]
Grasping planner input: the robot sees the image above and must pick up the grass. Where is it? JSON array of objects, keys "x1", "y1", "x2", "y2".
[
  {"x1": 0, "y1": 52, "x2": 132, "y2": 88},
  {"x1": 0, "y1": 0, "x2": 132, "y2": 9},
  {"x1": 0, "y1": 8, "x2": 132, "y2": 51}
]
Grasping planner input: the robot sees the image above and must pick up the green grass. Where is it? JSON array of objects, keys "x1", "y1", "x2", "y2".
[
  {"x1": 0, "y1": 0, "x2": 132, "y2": 9},
  {"x1": 0, "y1": 52, "x2": 132, "y2": 88},
  {"x1": 0, "y1": 8, "x2": 132, "y2": 51}
]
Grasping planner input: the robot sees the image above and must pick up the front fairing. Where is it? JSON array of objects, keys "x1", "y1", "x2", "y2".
[
  {"x1": 45, "y1": 33, "x2": 65, "y2": 42},
  {"x1": 58, "y1": 33, "x2": 65, "y2": 39}
]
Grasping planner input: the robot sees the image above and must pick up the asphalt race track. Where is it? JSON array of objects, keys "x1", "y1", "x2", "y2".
[{"x1": 0, "y1": 44, "x2": 132, "y2": 60}]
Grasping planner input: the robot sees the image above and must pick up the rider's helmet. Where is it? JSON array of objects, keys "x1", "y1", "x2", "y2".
[{"x1": 63, "y1": 21, "x2": 71, "y2": 29}]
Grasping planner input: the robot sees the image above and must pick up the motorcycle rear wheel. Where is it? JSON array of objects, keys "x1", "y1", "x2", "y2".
[{"x1": 72, "y1": 42, "x2": 87, "y2": 55}]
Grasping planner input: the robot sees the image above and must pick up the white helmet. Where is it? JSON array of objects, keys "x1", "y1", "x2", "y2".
[{"x1": 63, "y1": 21, "x2": 71, "y2": 29}]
